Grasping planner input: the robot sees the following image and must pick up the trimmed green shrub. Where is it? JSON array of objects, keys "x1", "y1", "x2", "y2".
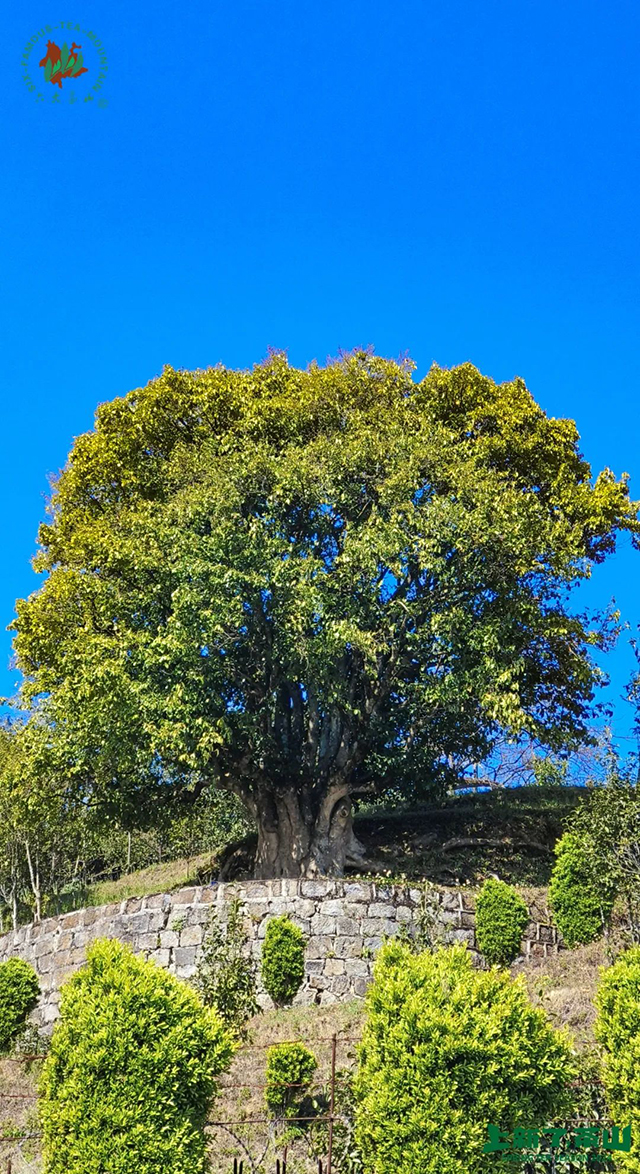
[
  {"x1": 265, "y1": 1041, "x2": 318, "y2": 1119},
  {"x1": 39, "y1": 938, "x2": 235, "y2": 1174},
  {"x1": 194, "y1": 896, "x2": 258, "y2": 1039},
  {"x1": 0, "y1": 958, "x2": 39, "y2": 1052},
  {"x1": 475, "y1": 878, "x2": 529, "y2": 965},
  {"x1": 261, "y1": 915, "x2": 306, "y2": 1005},
  {"x1": 353, "y1": 940, "x2": 578, "y2": 1174},
  {"x1": 595, "y1": 946, "x2": 640, "y2": 1173},
  {"x1": 549, "y1": 830, "x2": 613, "y2": 947}
]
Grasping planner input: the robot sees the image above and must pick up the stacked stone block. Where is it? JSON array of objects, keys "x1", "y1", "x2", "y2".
[{"x1": 0, "y1": 879, "x2": 562, "y2": 1029}]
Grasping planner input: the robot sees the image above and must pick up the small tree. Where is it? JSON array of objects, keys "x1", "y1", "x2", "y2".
[
  {"x1": 265, "y1": 1041, "x2": 318, "y2": 1120},
  {"x1": 595, "y1": 946, "x2": 640, "y2": 1172},
  {"x1": 194, "y1": 896, "x2": 258, "y2": 1039},
  {"x1": 354, "y1": 940, "x2": 577, "y2": 1174},
  {"x1": 39, "y1": 938, "x2": 235, "y2": 1174},
  {"x1": 261, "y1": 915, "x2": 306, "y2": 1005},
  {"x1": 0, "y1": 959, "x2": 39, "y2": 1052},
  {"x1": 549, "y1": 830, "x2": 613, "y2": 947},
  {"x1": 548, "y1": 776, "x2": 639, "y2": 945},
  {"x1": 475, "y1": 878, "x2": 529, "y2": 965}
]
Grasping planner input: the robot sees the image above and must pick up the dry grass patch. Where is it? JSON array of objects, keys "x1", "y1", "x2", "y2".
[{"x1": 207, "y1": 1000, "x2": 366, "y2": 1174}]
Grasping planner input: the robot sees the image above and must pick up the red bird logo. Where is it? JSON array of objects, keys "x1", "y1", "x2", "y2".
[{"x1": 39, "y1": 41, "x2": 88, "y2": 88}]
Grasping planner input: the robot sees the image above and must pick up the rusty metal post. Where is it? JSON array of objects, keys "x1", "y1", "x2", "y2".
[{"x1": 327, "y1": 1033, "x2": 337, "y2": 1174}]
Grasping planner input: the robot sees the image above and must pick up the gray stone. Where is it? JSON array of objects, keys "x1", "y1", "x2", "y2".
[
  {"x1": 330, "y1": 975, "x2": 349, "y2": 995},
  {"x1": 137, "y1": 933, "x2": 160, "y2": 951},
  {"x1": 301, "y1": 880, "x2": 335, "y2": 898},
  {"x1": 180, "y1": 926, "x2": 203, "y2": 947},
  {"x1": 344, "y1": 959, "x2": 370, "y2": 977},
  {"x1": 33, "y1": 938, "x2": 54, "y2": 959},
  {"x1": 336, "y1": 917, "x2": 359, "y2": 936},
  {"x1": 174, "y1": 947, "x2": 197, "y2": 968},
  {"x1": 343, "y1": 884, "x2": 372, "y2": 902},
  {"x1": 364, "y1": 918, "x2": 397, "y2": 937},
  {"x1": 324, "y1": 958, "x2": 345, "y2": 976},
  {"x1": 309, "y1": 915, "x2": 337, "y2": 936},
  {"x1": 368, "y1": 903, "x2": 396, "y2": 919},
  {"x1": 321, "y1": 899, "x2": 345, "y2": 916},
  {"x1": 306, "y1": 936, "x2": 335, "y2": 959}
]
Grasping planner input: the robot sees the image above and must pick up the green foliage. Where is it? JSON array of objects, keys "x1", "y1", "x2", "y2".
[
  {"x1": 9, "y1": 355, "x2": 640, "y2": 874},
  {"x1": 194, "y1": 896, "x2": 258, "y2": 1039},
  {"x1": 353, "y1": 940, "x2": 578, "y2": 1174},
  {"x1": 474, "y1": 878, "x2": 529, "y2": 965},
  {"x1": 549, "y1": 830, "x2": 612, "y2": 947},
  {"x1": 38, "y1": 938, "x2": 235, "y2": 1174},
  {"x1": 261, "y1": 915, "x2": 306, "y2": 1005},
  {"x1": 548, "y1": 776, "x2": 640, "y2": 946},
  {"x1": 0, "y1": 958, "x2": 39, "y2": 1052},
  {"x1": 265, "y1": 1041, "x2": 318, "y2": 1119},
  {"x1": 595, "y1": 946, "x2": 640, "y2": 1173}
]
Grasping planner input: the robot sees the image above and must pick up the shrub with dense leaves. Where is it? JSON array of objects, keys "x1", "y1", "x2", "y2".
[
  {"x1": 265, "y1": 1041, "x2": 318, "y2": 1119},
  {"x1": 39, "y1": 938, "x2": 235, "y2": 1174},
  {"x1": 549, "y1": 830, "x2": 613, "y2": 947},
  {"x1": 194, "y1": 896, "x2": 258, "y2": 1039},
  {"x1": 261, "y1": 915, "x2": 306, "y2": 1005},
  {"x1": 475, "y1": 878, "x2": 529, "y2": 965},
  {"x1": 353, "y1": 940, "x2": 577, "y2": 1174},
  {"x1": 595, "y1": 946, "x2": 640, "y2": 1173},
  {"x1": 0, "y1": 958, "x2": 39, "y2": 1052}
]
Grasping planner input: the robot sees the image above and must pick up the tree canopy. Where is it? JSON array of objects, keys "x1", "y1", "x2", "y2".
[{"x1": 10, "y1": 351, "x2": 640, "y2": 876}]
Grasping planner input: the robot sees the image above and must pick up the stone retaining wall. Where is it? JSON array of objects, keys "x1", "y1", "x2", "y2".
[{"x1": 0, "y1": 879, "x2": 562, "y2": 1029}]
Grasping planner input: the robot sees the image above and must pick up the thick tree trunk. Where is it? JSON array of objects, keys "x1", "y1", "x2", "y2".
[{"x1": 253, "y1": 786, "x2": 367, "y2": 878}]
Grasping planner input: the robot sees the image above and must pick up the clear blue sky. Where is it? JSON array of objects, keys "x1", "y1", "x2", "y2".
[{"x1": 4, "y1": 0, "x2": 639, "y2": 750}]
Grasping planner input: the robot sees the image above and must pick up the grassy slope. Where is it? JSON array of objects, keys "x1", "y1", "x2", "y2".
[{"x1": 59, "y1": 784, "x2": 580, "y2": 914}]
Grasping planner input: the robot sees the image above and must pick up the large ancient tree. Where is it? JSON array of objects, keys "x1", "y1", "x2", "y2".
[{"x1": 11, "y1": 352, "x2": 640, "y2": 876}]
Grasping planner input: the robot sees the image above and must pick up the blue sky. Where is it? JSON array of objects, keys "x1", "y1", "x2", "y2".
[{"x1": 3, "y1": 0, "x2": 639, "y2": 751}]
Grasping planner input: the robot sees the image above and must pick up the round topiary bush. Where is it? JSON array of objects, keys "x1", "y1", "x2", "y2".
[
  {"x1": 0, "y1": 958, "x2": 39, "y2": 1052},
  {"x1": 261, "y1": 915, "x2": 306, "y2": 1005},
  {"x1": 265, "y1": 1041, "x2": 318, "y2": 1119},
  {"x1": 595, "y1": 946, "x2": 640, "y2": 1172},
  {"x1": 549, "y1": 830, "x2": 613, "y2": 947},
  {"x1": 354, "y1": 940, "x2": 577, "y2": 1174},
  {"x1": 475, "y1": 878, "x2": 529, "y2": 965},
  {"x1": 39, "y1": 938, "x2": 235, "y2": 1174}
]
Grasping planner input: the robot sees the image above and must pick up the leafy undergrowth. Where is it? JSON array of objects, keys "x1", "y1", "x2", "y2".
[{"x1": 350, "y1": 785, "x2": 583, "y2": 888}]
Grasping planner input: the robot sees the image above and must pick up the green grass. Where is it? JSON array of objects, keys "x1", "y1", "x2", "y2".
[{"x1": 42, "y1": 852, "x2": 219, "y2": 919}]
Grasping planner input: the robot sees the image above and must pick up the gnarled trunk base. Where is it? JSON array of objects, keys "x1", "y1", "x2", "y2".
[{"x1": 253, "y1": 788, "x2": 366, "y2": 878}]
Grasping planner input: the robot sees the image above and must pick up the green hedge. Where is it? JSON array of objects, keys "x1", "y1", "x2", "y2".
[
  {"x1": 595, "y1": 946, "x2": 640, "y2": 1173},
  {"x1": 475, "y1": 878, "x2": 529, "y2": 965},
  {"x1": 265, "y1": 1041, "x2": 318, "y2": 1119},
  {"x1": 549, "y1": 831, "x2": 612, "y2": 947},
  {"x1": 354, "y1": 940, "x2": 577, "y2": 1174},
  {"x1": 261, "y1": 915, "x2": 306, "y2": 1005},
  {"x1": 39, "y1": 938, "x2": 235, "y2": 1174},
  {"x1": 0, "y1": 958, "x2": 39, "y2": 1052}
]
